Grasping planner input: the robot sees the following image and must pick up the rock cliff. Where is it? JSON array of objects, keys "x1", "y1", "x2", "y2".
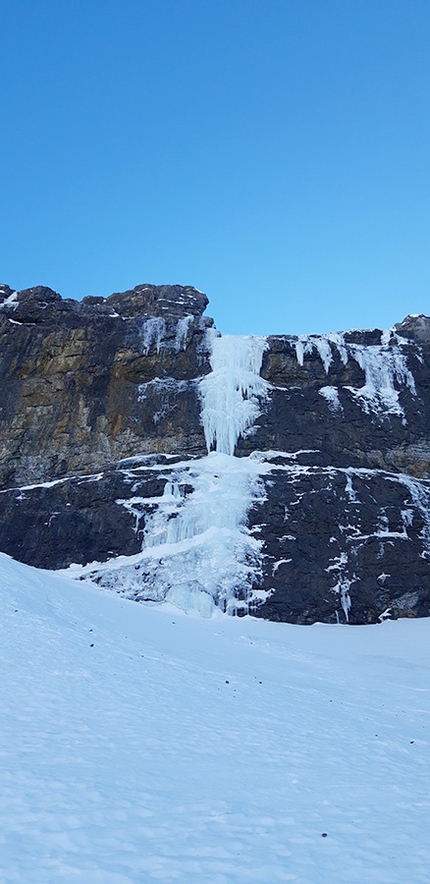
[{"x1": 1, "y1": 282, "x2": 429, "y2": 624}]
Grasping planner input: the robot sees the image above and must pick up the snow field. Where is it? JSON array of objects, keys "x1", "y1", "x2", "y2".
[{"x1": 1, "y1": 553, "x2": 429, "y2": 883}]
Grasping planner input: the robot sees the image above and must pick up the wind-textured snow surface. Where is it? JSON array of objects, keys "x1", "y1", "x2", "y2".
[{"x1": 1, "y1": 553, "x2": 429, "y2": 883}]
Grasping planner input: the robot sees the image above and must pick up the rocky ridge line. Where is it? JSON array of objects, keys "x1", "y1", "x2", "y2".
[{"x1": 1, "y1": 282, "x2": 429, "y2": 624}]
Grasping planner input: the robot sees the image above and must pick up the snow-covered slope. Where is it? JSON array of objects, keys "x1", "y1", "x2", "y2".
[{"x1": 1, "y1": 553, "x2": 429, "y2": 883}]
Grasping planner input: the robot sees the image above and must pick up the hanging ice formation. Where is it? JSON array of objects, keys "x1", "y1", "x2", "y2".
[
  {"x1": 139, "y1": 332, "x2": 270, "y2": 615},
  {"x1": 78, "y1": 332, "x2": 270, "y2": 617},
  {"x1": 139, "y1": 314, "x2": 195, "y2": 355},
  {"x1": 199, "y1": 332, "x2": 270, "y2": 455},
  {"x1": 295, "y1": 330, "x2": 417, "y2": 419}
]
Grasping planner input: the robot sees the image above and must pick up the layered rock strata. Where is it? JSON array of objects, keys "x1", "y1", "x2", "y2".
[
  {"x1": 0, "y1": 283, "x2": 211, "y2": 488},
  {"x1": 1, "y1": 282, "x2": 429, "y2": 624}
]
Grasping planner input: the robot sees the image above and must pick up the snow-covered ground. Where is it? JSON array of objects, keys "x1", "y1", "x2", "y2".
[{"x1": 1, "y1": 553, "x2": 429, "y2": 883}]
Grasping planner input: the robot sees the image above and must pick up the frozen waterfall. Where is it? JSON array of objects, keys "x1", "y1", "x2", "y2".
[
  {"x1": 199, "y1": 332, "x2": 269, "y2": 455},
  {"x1": 78, "y1": 331, "x2": 270, "y2": 616},
  {"x1": 139, "y1": 332, "x2": 270, "y2": 613}
]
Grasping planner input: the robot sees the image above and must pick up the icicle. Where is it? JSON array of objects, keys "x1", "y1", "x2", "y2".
[
  {"x1": 294, "y1": 334, "x2": 347, "y2": 373},
  {"x1": 199, "y1": 333, "x2": 269, "y2": 455},
  {"x1": 326, "y1": 332, "x2": 348, "y2": 365},
  {"x1": 175, "y1": 315, "x2": 193, "y2": 351},
  {"x1": 141, "y1": 317, "x2": 166, "y2": 354},
  {"x1": 340, "y1": 582, "x2": 352, "y2": 622},
  {"x1": 346, "y1": 343, "x2": 416, "y2": 418}
]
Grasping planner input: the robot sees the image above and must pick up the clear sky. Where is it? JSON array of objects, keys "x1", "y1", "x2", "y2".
[{"x1": 1, "y1": 0, "x2": 429, "y2": 335}]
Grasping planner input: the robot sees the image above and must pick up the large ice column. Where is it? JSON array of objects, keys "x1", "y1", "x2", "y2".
[
  {"x1": 78, "y1": 451, "x2": 268, "y2": 617},
  {"x1": 73, "y1": 331, "x2": 271, "y2": 616},
  {"x1": 139, "y1": 331, "x2": 270, "y2": 613},
  {"x1": 140, "y1": 452, "x2": 266, "y2": 615},
  {"x1": 199, "y1": 332, "x2": 269, "y2": 455}
]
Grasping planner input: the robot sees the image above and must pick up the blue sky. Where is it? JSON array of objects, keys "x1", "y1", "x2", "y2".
[{"x1": 1, "y1": 0, "x2": 429, "y2": 335}]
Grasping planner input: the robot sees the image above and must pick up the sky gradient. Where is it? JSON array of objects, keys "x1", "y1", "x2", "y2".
[{"x1": 1, "y1": 0, "x2": 429, "y2": 335}]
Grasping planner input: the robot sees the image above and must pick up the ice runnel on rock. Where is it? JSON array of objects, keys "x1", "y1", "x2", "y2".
[
  {"x1": 294, "y1": 330, "x2": 417, "y2": 419},
  {"x1": 81, "y1": 332, "x2": 270, "y2": 616}
]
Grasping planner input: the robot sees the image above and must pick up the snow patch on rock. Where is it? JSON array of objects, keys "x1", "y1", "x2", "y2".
[{"x1": 319, "y1": 385, "x2": 343, "y2": 413}]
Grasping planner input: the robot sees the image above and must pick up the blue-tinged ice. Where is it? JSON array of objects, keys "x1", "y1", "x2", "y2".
[
  {"x1": 199, "y1": 332, "x2": 269, "y2": 455},
  {"x1": 75, "y1": 330, "x2": 271, "y2": 616},
  {"x1": 174, "y1": 314, "x2": 194, "y2": 351},
  {"x1": 141, "y1": 317, "x2": 166, "y2": 354}
]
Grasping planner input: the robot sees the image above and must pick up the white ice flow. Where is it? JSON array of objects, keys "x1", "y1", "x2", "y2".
[
  {"x1": 140, "y1": 332, "x2": 269, "y2": 614},
  {"x1": 199, "y1": 331, "x2": 269, "y2": 456},
  {"x1": 1, "y1": 552, "x2": 429, "y2": 883},
  {"x1": 139, "y1": 451, "x2": 266, "y2": 615},
  {"x1": 73, "y1": 332, "x2": 270, "y2": 615},
  {"x1": 345, "y1": 338, "x2": 416, "y2": 417},
  {"x1": 296, "y1": 329, "x2": 417, "y2": 419}
]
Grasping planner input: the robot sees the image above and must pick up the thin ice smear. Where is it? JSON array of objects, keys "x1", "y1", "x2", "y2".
[
  {"x1": 174, "y1": 314, "x2": 194, "y2": 351},
  {"x1": 319, "y1": 385, "x2": 343, "y2": 413},
  {"x1": 0, "y1": 290, "x2": 18, "y2": 310},
  {"x1": 294, "y1": 329, "x2": 417, "y2": 420},
  {"x1": 346, "y1": 341, "x2": 416, "y2": 418},
  {"x1": 141, "y1": 317, "x2": 166, "y2": 354}
]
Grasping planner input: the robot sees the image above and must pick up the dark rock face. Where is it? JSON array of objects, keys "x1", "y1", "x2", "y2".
[
  {"x1": 1, "y1": 281, "x2": 429, "y2": 624},
  {"x1": 249, "y1": 459, "x2": 430, "y2": 624},
  {"x1": 0, "y1": 284, "x2": 211, "y2": 488},
  {"x1": 239, "y1": 327, "x2": 430, "y2": 477},
  {"x1": 0, "y1": 454, "x2": 177, "y2": 569}
]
